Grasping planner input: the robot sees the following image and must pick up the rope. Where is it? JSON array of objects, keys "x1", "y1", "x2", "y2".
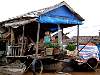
[
  {"x1": 86, "y1": 58, "x2": 99, "y2": 72},
  {"x1": 24, "y1": 58, "x2": 43, "y2": 75},
  {"x1": 78, "y1": 37, "x2": 93, "y2": 53},
  {"x1": 86, "y1": 62, "x2": 97, "y2": 72},
  {"x1": 38, "y1": 60, "x2": 43, "y2": 75}
]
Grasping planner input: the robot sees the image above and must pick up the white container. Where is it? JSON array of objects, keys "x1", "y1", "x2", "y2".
[
  {"x1": 46, "y1": 48, "x2": 53, "y2": 55},
  {"x1": 57, "y1": 72, "x2": 71, "y2": 75}
]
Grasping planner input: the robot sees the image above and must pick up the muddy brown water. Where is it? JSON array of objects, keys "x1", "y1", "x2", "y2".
[
  {"x1": 0, "y1": 71, "x2": 100, "y2": 75},
  {"x1": 22, "y1": 70, "x2": 100, "y2": 75},
  {"x1": 23, "y1": 72, "x2": 100, "y2": 75}
]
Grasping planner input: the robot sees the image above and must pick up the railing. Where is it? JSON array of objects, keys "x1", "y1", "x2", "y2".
[{"x1": 7, "y1": 46, "x2": 21, "y2": 56}]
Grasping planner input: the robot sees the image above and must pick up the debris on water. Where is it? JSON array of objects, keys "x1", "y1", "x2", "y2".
[
  {"x1": 0, "y1": 60, "x2": 26, "y2": 75},
  {"x1": 57, "y1": 72, "x2": 71, "y2": 75}
]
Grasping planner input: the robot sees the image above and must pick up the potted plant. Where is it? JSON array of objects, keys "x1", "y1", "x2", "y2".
[
  {"x1": 65, "y1": 43, "x2": 76, "y2": 56},
  {"x1": 45, "y1": 43, "x2": 59, "y2": 55},
  {"x1": 45, "y1": 43, "x2": 54, "y2": 56}
]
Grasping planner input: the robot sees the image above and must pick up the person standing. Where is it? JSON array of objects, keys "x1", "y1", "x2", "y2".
[{"x1": 44, "y1": 31, "x2": 51, "y2": 44}]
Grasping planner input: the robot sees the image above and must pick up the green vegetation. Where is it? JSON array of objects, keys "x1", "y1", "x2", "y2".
[
  {"x1": 66, "y1": 43, "x2": 76, "y2": 51},
  {"x1": 45, "y1": 43, "x2": 59, "y2": 48}
]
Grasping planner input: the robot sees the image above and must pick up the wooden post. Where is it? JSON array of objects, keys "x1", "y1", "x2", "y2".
[
  {"x1": 77, "y1": 25, "x2": 79, "y2": 56},
  {"x1": 21, "y1": 25, "x2": 25, "y2": 56},
  {"x1": 35, "y1": 22, "x2": 40, "y2": 58},
  {"x1": 10, "y1": 27, "x2": 15, "y2": 56},
  {"x1": 10, "y1": 27, "x2": 14, "y2": 46},
  {"x1": 58, "y1": 24, "x2": 63, "y2": 50}
]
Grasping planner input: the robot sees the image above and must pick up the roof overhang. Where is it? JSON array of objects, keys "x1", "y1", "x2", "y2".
[
  {"x1": 38, "y1": 15, "x2": 82, "y2": 25},
  {"x1": 3, "y1": 18, "x2": 36, "y2": 28}
]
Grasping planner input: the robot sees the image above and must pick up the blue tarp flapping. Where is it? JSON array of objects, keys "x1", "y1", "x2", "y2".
[{"x1": 38, "y1": 16, "x2": 82, "y2": 25}]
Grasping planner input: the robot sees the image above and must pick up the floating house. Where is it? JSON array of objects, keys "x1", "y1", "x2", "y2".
[
  {"x1": 0, "y1": 1, "x2": 84, "y2": 57},
  {"x1": 0, "y1": 1, "x2": 85, "y2": 74}
]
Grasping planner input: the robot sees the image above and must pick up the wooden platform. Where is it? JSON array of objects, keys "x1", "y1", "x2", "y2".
[
  {"x1": 0, "y1": 67, "x2": 24, "y2": 75},
  {"x1": 6, "y1": 56, "x2": 27, "y2": 58}
]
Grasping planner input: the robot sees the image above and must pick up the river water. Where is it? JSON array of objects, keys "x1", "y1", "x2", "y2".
[
  {"x1": 0, "y1": 70, "x2": 100, "y2": 75},
  {"x1": 23, "y1": 70, "x2": 100, "y2": 75}
]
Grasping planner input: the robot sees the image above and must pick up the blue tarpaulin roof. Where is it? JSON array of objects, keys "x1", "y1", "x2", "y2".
[{"x1": 37, "y1": 4, "x2": 83, "y2": 25}]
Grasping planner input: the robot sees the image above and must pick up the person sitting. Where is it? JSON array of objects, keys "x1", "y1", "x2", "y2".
[{"x1": 51, "y1": 36, "x2": 56, "y2": 43}]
